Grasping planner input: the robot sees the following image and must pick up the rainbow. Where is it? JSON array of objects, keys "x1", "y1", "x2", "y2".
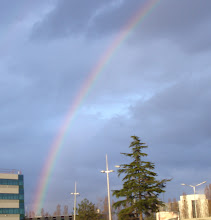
[{"x1": 33, "y1": 0, "x2": 160, "y2": 213}]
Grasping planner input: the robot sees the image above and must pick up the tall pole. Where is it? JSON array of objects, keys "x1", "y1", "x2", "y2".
[
  {"x1": 71, "y1": 182, "x2": 79, "y2": 220},
  {"x1": 101, "y1": 154, "x2": 114, "y2": 220},
  {"x1": 74, "y1": 182, "x2": 77, "y2": 220},
  {"x1": 106, "y1": 154, "x2": 112, "y2": 220}
]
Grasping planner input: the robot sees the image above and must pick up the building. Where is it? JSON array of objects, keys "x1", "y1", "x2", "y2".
[
  {"x1": 156, "y1": 211, "x2": 179, "y2": 220},
  {"x1": 179, "y1": 194, "x2": 209, "y2": 219},
  {"x1": 0, "y1": 169, "x2": 24, "y2": 220},
  {"x1": 25, "y1": 216, "x2": 73, "y2": 220}
]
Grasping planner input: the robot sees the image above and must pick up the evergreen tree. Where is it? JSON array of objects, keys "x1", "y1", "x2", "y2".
[
  {"x1": 77, "y1": 198, "x2": 100, "y2": 220},
  {"x1": 112, "y1": 136, "x2": 170, "y2": 220}
]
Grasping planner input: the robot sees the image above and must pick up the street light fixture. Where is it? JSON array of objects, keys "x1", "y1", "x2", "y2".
[
  {"x1": 181, "y1": 181, "x2": 206, "y2": 218},
  {"x1": 101, "y1": 154, "x2": 114, "y2": 220},
  {"x1": 71, "y1": 182, "x2": 80, "y2": 220}
]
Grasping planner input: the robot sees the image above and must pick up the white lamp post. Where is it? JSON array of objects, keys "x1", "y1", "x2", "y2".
[
  {"x1": 101, "y1": 154, "x2": 114, "y2": 220},
  {"x1": 71, "y1": 182, "x2": 80, "y2": 220},
  {"x1": 181, "y1": 181, "x2": 206, "y2": 218}
]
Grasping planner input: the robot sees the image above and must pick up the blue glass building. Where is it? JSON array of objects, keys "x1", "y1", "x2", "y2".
[{"x1": 0, "y1": 169, "x2": 24, "y2": 220}]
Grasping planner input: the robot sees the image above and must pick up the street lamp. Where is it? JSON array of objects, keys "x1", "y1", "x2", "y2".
[
  {"x1": 181, "y1": 181, "x2": 206, "y2": 218},
  {"x1": 101, "y1": 154, "x2": 114, "y2": 220},
  {"x1": 71, "y1": 182, "x2": 80, "y2": 220}
]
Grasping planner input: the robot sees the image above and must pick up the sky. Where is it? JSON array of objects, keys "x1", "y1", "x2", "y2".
[{"x1": 0, "y1": 0, "x2": 211, "y2": 214}]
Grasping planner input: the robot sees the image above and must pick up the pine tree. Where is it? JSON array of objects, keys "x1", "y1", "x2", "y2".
[
  {"x1": 112, "y1": 136, "x2": 170, "y2": 220},
  {"x1": 77, "y1": 198, "x2": 100, "y2": 220}
]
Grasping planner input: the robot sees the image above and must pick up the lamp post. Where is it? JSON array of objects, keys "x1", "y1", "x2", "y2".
[
  {"x1": 71, "y1": 182, "x2": 80, "y2": 220},
  {"x1": 181, "y1": 181, "x2": 206, "y2": 218},
  {"x1": 101, "y1": 154, "x2": 114, "y2": 220}
]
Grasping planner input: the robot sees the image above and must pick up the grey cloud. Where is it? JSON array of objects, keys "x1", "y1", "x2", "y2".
[
  {"x1": 0, "y1": 0, "x2": 28, "y2": 25},
  {"x1": 31, "y1": 0, "x2": 113, "y2": 40},
  {"x1": 93, "y1": 0, "x2": 211, "y2": 52},
  {"x1": 132, "y1": 74, "x2": 211, "y2": 146},
  {"x1": 31, "y1": 0, "x2": 211, "y2": 53},
  {"x1": 0, "y1": 0, "x2": 52, "y2": 28}
]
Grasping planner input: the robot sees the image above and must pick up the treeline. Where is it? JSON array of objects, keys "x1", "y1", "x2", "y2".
[
  {"x1": 26, "y1": 196, "x2": 113, "y2": 219},
  {"x1": 26, "y1": 204, "x2": 68, "y2": 218}
]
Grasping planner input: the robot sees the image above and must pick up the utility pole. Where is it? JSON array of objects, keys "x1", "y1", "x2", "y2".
[{"x1": 71, "y1": 182, "x2": 79, "y2": 220}]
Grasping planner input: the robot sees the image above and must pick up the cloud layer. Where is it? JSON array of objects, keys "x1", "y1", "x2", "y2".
[{"x1": 0, "y1": 0, "x2": 210, "y2": 214}]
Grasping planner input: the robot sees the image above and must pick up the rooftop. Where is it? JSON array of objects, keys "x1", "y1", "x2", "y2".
[{"x1": 0, "y1": 168, "x2": 22, "y2": 174}]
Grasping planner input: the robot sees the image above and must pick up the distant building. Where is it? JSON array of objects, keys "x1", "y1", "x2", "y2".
[
  {"x1": 179, "y1": 194, "x2": 209, "y2": 219},
  {"x1": 25, "y1": 216, "x2": 73, "y2": 220},
  {"x1": 156, "y1": 211, "x2": 179, "y2": 220},
  {"x1": 0, "y1": 169, "x2": 24, "y2": 220}
]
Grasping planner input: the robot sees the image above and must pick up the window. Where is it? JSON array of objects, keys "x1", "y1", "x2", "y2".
[
  {"x1": 0, "y1": 208, "x2": 25, "y2": 214},
  {"x1": 0, "y1": 193, "x2": 23, "y2": 200},
  {"x1": 18, "y1": 175, "x2": 24, "y2": 180},
  {"x1": 192, "y1": 200, "x2": 197, "y2": 218},
  {"x1": 19, "y1": 180, "x2": 23, "y2": 185},
  {"x1": 19, "y1": 189, "x2": 24, "y2": 194},
  {"x1": 19, "y1": 194, "x2": 24, "y2": 199},
  {"x1": 0, "y1": 179, "x2": 18, "y2": 185},
  {"x1": 19, "y1": 201, "x2": 24, "y2": 208}
]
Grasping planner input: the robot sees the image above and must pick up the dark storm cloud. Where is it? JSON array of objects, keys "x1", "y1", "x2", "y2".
[
  {"x1": 31, "y1": 0, "x2": 211, "y2": 53},
  {"x1": 92, "y1": 0, "x2": 211, "y2": 52},
  {"x1": 93, "y1": 0, "x2": 211, "y2": 35},
  {"x1": 31, "y1": 0, "x2": 113, "y2": 39}
]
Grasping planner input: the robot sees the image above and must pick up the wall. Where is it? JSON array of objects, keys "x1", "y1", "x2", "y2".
[{"x1": 179, "y1": 194, "x2": 209, "y2": 219}]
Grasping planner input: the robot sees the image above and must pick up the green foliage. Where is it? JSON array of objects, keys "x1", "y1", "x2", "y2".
[
  {"x1": 112, "y1": 136, "x2": 171, "y2": 220},
  {"x1": 77, "y1": 198, "x2": 101, "y2": 220}
]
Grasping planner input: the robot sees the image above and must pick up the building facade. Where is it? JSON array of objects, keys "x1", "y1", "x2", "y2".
[
  {"x1": 0, "y1": 169, "x2": 24, "y2": 220},
  {"x1": 156, "y1": 211, "x2": 179, "y2": 220},
  {"x1": 25, "y1": 217, "x2": 73, "y2": 220},
  {"x1": 179, "y1": 194, "x2": 209, "y2": 219}
]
